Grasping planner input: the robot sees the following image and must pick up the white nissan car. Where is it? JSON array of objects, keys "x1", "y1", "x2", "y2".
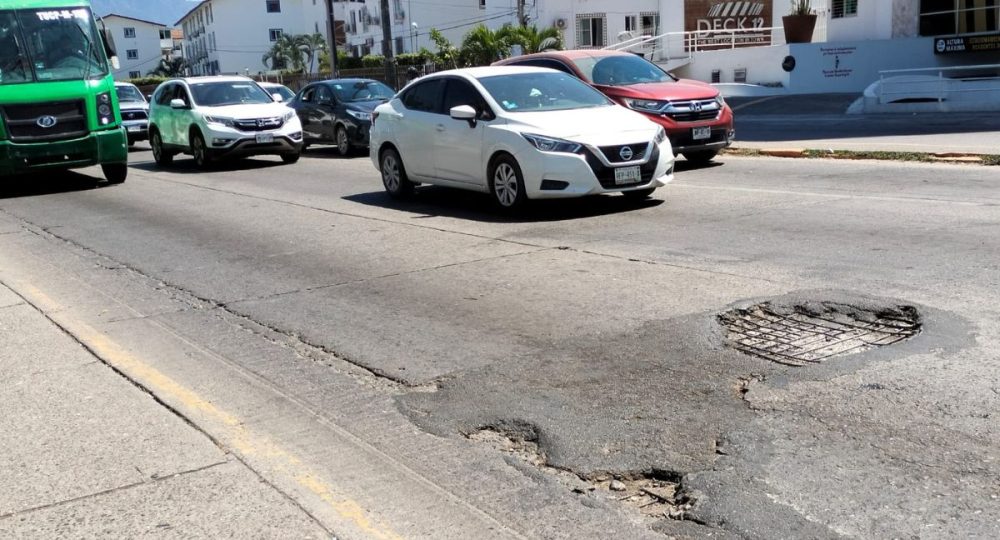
[
  {"x1": 370, "y1": 66, "x2": 674, "y2": 209},
  {"x1": 149, "y1": 76, "x2": 303, "y2": 168}
]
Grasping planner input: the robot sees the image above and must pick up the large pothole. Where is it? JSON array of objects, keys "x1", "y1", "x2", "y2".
[{"x1": 719, "y1": 301, "x2": 921, "y2": 366}]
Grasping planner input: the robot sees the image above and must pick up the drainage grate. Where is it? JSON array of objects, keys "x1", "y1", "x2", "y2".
[{"x1": 719, "y1": 303, "x2": 920, "y2": 366}]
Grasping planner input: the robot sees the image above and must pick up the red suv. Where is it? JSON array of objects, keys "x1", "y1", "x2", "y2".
[{"x1": 496, "y1": 50, "x2": 734, "y2": 164}]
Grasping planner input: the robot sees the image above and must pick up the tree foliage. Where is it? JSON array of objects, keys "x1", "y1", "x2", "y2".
[
  {"x1": 147, "y1": 56, "x2": 188, "y2": 77},
  {"x1": 510, "y1": 25, "x2": 563, "y2": 54},
  {"x1": 262, "y1": 33, "x2": 328, "y2": 73}
]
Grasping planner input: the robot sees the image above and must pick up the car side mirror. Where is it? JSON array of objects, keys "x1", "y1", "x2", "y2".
[
  {"x1": 272, "y1": 93, "x2": 284, "y2": 103},
  {"x1": 450, "y1": 105, "x2": 477, "y2": 127},
  {"x1": 170, "y1": 98, "x2": 187, "y2": 109}
]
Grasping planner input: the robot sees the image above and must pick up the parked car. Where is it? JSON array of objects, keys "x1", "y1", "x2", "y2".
[
  {"x1": 370, "y1": 66, "x2": 674, "y2": 210},
  {"x1": 114, "y1": 82, "x2": 149, "y2": 147},
  {"x1": 288, "y1": 79, "x2": 395, "y2": 156},
  {"x1": 258, "y1": 82, "x2": 295, "y2": 103},
  {"x1": 495, "y1": 50, "x2": 734, "y2": 164},
  {"x1": 148, "y1": 76, "x2": 303, "y2": 169}
]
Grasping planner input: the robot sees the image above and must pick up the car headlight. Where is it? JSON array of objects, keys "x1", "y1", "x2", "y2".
[
  {"x1": 96, "y1": 92, "x2": 114, "y2": 125},
  {"x1": 623, "y1": 98, "x2": 668, "y2": 113},
  {"x1": 715, "y1": 94, "x2": 726, "y2": 108},
  {"x1": 346, "y1": 109, "x2": 372, "y2": 122},
  {"x1": 205, "y1": 115, "x2": 235, "y2": 128},
  {"x1": 654, "y1": 126, "x2": 667, "y2": 144},
  {"x1": 521, "y1": 133, "x2": 581, "y2": 153},
  {"x1": 283, "y1": 109, "x2": 297, "y2": 122}
]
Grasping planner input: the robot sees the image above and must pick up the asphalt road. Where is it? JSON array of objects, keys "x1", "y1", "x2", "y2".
[{"x1": 1, "y1": 146, "x2": 998, "y2": 539}]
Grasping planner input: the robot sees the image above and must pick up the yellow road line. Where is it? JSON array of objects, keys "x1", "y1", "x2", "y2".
[{"x1": 20, "y1": 283, "x2": 403, "y2": 540}]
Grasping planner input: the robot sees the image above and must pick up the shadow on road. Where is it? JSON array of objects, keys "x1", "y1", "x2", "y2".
[
  {"x1": 674, "y1": 159, "x2": 724, "y2": 173},
  {"x1": 344, "y1": 185, "x2": 664, "y2": 223},
  {"x1": 130, "y1": 157, "x2": 286, "y2": 175},
  {"x1": 0, "y1": 170, "x2": 106, "y2": 199},
  {"x1": 302, "y1": 146, "x2": 366, "y2": 160}
]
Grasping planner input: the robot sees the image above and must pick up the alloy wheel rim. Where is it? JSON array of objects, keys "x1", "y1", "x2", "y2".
[
  {"x1": 338, "y1": 130, "x2": 348, "y2": 154},
  {"x1": 494, "y1": 163, "x2": 517, "y2": 206},
  {"x1": 383, "y1": 155, "x2": 400, "y2": 191},
  {"x1": 193, "y1": 138, "x2": 204, "y2": 163},
  {"x1": 152, "y1": 134, "x2": 161, "y2": 160}
]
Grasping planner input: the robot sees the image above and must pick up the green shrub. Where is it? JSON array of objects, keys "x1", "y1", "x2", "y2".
[{"x1": 361, "y1": 54, "x2": 386, "y2": 68}]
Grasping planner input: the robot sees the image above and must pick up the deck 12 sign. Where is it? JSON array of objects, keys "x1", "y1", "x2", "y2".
[{"x1": 685, "y1": 0, "x2": 773, "y2": 50}]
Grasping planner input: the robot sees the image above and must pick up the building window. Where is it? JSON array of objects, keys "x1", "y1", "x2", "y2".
[
  {"x1": 919, "y1": 0, "x2": 999, "y2": 36},
  {"x1": 159, "y1": 29, "x2": 171, "y2": 39},
  {"x1": 640, "y1": 13, "x2": 660, "y2": 36},
  {"x1": 269, "y1": 28, "x2": 283, "y2": 41},
  {"x1": 479, "y1": 0, "x2": 485, "y2": 9},
  {"x1": 624, "y1": 15, "x2": 637, "y2": 32},
  {"x1": 129, "y1": 70, "x2": 141, "y2": 78},
  {"x1": 831, "y1": 0, "x2": 859, "y2": 19},
  {"x1": 266, "y1": 0, "x2": 281, "y2": 13},
  {"x1": 123, "y1": 27, "x2": 136, "y2": 38},
  {"x1": 577, "y1": 14, "x2": 606, "y2": 48},
  {"x1": 126, "y1": 49, "x2": 138, "y2": 59}
]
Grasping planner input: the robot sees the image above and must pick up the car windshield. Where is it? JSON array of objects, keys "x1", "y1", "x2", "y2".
[
  {"x1": 189, "y1": 81, "x2": 274, "y2": 107},
  {"x1": 267, "y1": 85, "x2": 295, "y2": 101},
  {"x1": 478, "y1": 72, "x2": 611, "y2": 112},
  {"x1": 0, "y1": 8, "x2": 108, "y2": 85},
  {"x1": 572, "y1": 55, "x2": 675, "y2": 86},
  {"x1": 116, "y1": 85, "x2": 144, "y2": 102},
  {"x1": 330, "y1": 80, "x2": 394, "y2": 102}
]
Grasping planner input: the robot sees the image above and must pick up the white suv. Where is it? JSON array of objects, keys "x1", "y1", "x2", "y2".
[{"x1": 148, "y1": 76, "x2": 303, "y2": 168}]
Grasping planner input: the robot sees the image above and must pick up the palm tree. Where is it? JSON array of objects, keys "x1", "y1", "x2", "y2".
[
  {"x1": 511, "y1": 25, "x2": 563, "y2": 54},
  {"x1": 262, "y1": 34, "x2": 306, "y2": 72},
  {"x1": 460, "y1": 24, "x2": 517, "y2": 66},
  {"x1": 300, "y1": 33, "x2": 328, "y2": 73},
  {"x1": 147, "y1": 56, "x2": 188, "y2": 77}
]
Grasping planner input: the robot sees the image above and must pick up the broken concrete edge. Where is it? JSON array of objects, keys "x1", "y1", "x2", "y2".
[{"x1": 723, "y1": 147, "x2": 1000, "y2": 166}]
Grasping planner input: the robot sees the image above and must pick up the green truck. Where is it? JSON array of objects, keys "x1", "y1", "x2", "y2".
[{"x1": 0, "y1": 0, "x2": 127, "y2": 183}]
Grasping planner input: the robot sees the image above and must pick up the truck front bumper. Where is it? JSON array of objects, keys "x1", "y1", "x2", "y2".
[{"x1": 0, "y1": 128, "x2": 128, "y2": 176}]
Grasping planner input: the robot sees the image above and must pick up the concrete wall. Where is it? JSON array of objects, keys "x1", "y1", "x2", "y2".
[
  {"x1": 103, "y1": 16, "x2": 167, "y2": 79},
  {"x1": 674, "y1": 35, "x2": 998, "y2": 95}
]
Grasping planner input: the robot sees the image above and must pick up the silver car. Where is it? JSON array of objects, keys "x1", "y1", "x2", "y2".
[{"x1": 115, "y1": 82, "x2": 149, "y2": 147}]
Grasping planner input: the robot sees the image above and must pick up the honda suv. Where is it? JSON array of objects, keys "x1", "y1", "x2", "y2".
[
  {"x1": 496, "y1": 50, "x2": 733, "y2": 164},
  {"x1": 148, "y1": 76, "x2": 303, "y2": 168}
]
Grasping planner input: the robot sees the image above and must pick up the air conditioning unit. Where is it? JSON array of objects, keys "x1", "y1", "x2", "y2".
[{"x1": 555, "y1": 18, "x2": 566, "y2": 29}]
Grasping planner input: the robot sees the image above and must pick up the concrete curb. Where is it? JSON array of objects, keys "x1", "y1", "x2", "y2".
[{"x1": 723, "y1": 146, "x2": 998, "y2": 165}]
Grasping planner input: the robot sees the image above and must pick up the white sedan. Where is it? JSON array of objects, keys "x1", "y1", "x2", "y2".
[{"x1": 369, "y1": 66, "x2": 674, "y2": 210}]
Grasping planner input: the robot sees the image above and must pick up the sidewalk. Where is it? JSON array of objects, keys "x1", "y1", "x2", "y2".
[
  {"x1": 728, "y1": 94, "x2": 1000, "y2": 156},
  {"x1": 0, "y1": 283, "x2": 328, "y2": 538}
]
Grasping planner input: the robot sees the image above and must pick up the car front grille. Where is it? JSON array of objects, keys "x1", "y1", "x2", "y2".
[
  {"x1": 662, "y1": 99, "x2": 721, "y2": 122},
  {"x1": 598, "y1": 142, "x2": 649, "y2": 164},
  {"x1": 582, "y1": 146, "x2": 661, "y2": 189},
  {"x1": 234, "y1": 117, "x2": 285, "y2": 132},
  {"x1": 1, "y1": 100, "x2": 88, "y2": 143},
  {"x1": 121, "y1": 109, "x2": 148, "y2": 121}
]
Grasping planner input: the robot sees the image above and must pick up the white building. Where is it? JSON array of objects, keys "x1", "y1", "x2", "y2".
[
  {"x1": 100, "y1": 14, "x2": 174, "y2": 80},
  {"x1": 527, "y1": 0, "x2": 999, "y2": 95},
  {"x1": 177, "y1": 0, "x2": 330, "y2": 76}
]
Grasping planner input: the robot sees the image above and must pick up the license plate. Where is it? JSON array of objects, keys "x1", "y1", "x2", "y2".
[
  {"x1": 614, "y1": 166, "x2": 642, "y2": 185},
  {"x1": 692, "y1": 127, "x2": 711, "y2": 140},
  {"x1": 256, "y1": 133, "x2": 274, "y2": 143},
  {"x1": 127, "y1": 126, "x2": 141, "y2": 132}
]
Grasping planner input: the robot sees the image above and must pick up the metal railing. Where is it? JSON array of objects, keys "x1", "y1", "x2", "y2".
[
  {"x1": 605, "y1": 26, "x2": 786, "y2": 63},
  {"x1": 877, "y1": 63, "x2": 1000, "y2": 104}
]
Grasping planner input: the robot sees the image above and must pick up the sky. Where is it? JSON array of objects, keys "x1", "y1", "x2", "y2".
[{"x1": 91, "y1": 0, "x2": 195, "y2": 26}]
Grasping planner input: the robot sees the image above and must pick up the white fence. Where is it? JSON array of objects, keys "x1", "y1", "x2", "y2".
[{"x1": 605, "y1": 26, "x2": 787, "y2": 63}]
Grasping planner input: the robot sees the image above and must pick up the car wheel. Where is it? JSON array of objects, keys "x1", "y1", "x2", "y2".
[
  {"x1": 489, "y1": 155, "x2": 527, "y2": 210},
  {"x1": 281, "y1": 153, "x2": 300, "y2": 164},
  {"x1": 127, "y1": 138, "x2": 135, "y2": 147},
  {"x1": 683, "y1": 150, "x2": 718, "y2": 165},
  {"x1": 101, "y1": 163, "x2": 127, "y2": 184},
  {"x1": 150, "y1": 130, "x2": 173, "y2": 166},
  {"x1": 335, "y1": 126, "x2": 350, "y2": 156},
  {"x1": 191, "y1": 131, "x2": 211, "y2": 169},
  {"x1": 623, "y1": 187, "x2": 655, "y2": 200},
  {"x1": 380, "y1": 147, "x2": 413, "y2": 198}
]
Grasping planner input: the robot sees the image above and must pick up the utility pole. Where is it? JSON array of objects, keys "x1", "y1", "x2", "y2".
[
  {"x1": 325, "y1": 0, "x2": 338, "y2": 76},
  {"x1": 379, "y1": 0, "x2": 396, "y2": 88},
  {"x1": 516, "y1": 0, "x2": 525, "y2": 26}
]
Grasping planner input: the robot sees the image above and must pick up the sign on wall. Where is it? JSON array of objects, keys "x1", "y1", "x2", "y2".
[
  {"x1": 934, "y1": 33, "x2": 1000, "y2": 54},
  {"x1": 685, "y1": 0, "x2": 773, "y2": 51}
]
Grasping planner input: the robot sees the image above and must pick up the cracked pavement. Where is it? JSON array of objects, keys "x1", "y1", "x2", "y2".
[{"x1": 1, "y1": 149, "x2": 999, "y2": 538}]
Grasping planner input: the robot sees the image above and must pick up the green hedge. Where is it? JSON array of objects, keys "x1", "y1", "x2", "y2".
[{"x1": 124, "y1": 76, "x2": 169, "y2": 87}]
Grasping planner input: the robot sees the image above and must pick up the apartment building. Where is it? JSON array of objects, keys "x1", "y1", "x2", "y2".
[
  {"x1": 100, "y1": 14, "x2": 173, "y2": 79},
  {"x1": 177, "y1": 0, "x2": 330, "y2": 76}
]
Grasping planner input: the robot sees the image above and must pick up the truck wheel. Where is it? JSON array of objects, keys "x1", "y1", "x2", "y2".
[{"x1": 101, "y1": 163, "x2": 127, "y2": 184}]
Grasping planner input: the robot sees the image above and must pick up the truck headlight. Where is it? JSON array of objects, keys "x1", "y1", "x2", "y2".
[
  {"x1": 521, "y1": 133, "x2": 581, "y2": 154},
  {"x1": 96, "y1": 92, "x2": 114, "y2": 125}
]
